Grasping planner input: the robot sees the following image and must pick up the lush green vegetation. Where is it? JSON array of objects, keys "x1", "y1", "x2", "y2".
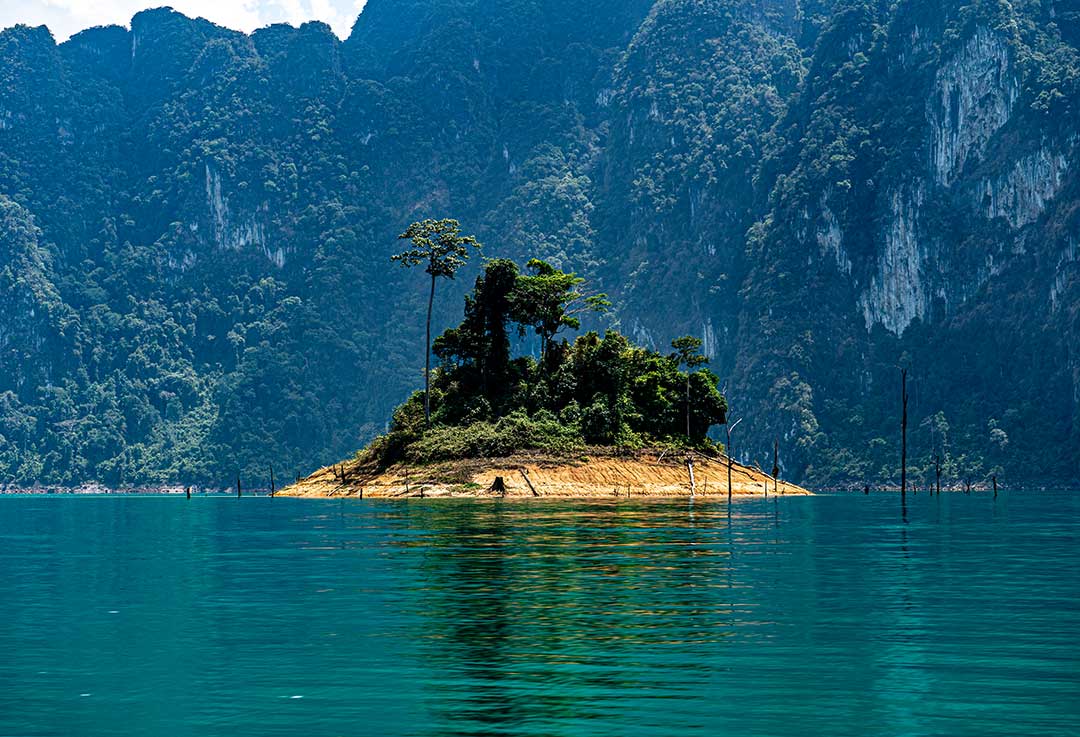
[
  {"x1": 1, "y1": 0, "x2": 1078, "y2": 489},
  {"x1": 366, "y1": 255, "x2": 727, "y2": 466}
]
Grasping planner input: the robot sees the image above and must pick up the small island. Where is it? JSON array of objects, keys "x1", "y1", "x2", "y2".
[{"x1": 282, "y1": 221, "x2": 806, "y2": 499}]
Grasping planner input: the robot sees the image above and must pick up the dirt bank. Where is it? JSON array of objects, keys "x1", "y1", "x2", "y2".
[{"x1": 278, "y1": 449, "x2": 810, "y2": 499}]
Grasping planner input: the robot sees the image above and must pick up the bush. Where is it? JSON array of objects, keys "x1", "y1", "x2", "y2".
[{"x1": 406, "y1": 410, "x2": 583, "y2": 462}]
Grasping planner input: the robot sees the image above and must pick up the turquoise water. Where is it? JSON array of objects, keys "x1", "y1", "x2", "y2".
[{"x1": 1, "y1": 493, "x2": 1078, "y2": 736}]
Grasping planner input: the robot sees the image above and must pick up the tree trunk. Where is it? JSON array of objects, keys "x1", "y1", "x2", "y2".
[
  {"x1": 519, "y1": 468, "x2": 540, "y2": 497},
  {"x1": 425, "y1": 273, "x2": 436, "y2": 427},
  {"x1": 901, "y1": 369, "x2": 908, "y2": 500},
  {"x1": 773, "y1": 438, "x2": 779, "y2": 495},
  {"x1": 686, "y1": 376, "x2": 691, "y2": 439},
  {"x1": 727, "y1": 455, "x2": 733, "y2": 503}
]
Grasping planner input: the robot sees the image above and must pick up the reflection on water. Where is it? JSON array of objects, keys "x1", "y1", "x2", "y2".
[{"x1": 0, "y1": 493, "x2": 1078, "y2": 736}]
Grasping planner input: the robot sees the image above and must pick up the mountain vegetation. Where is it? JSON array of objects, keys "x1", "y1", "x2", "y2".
[{"x1": 0, "y1": 0, "x2": 1077, "y2": 488}]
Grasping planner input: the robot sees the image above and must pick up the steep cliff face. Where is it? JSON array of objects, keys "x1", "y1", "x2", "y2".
[
  {"x1": 0, "y1": 0, "x2": 1077, "y2": 486},
  {"x1": 596, "y1": 0, "x2": 806, "y2": 374},
  {"x1": 928, "y1": 26, "x2": 1019, "y2": 188},
  {"x1": 736, "y1": 0, "x2": 1080, "y2": 483}
]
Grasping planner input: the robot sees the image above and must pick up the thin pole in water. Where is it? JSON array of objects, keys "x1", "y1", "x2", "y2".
[
  {"x1": 185, "y1": 485, "x2": 191, "y2": 500},
  {"x1": 726, "y1": 418, "x2": 743, "y2": 504},
  {"x1": 270, "y1": 465, "x2": 276, "y2": 498},
  {"x1": 993, "y1": 475, "x2": 998, "y2": 499},
  {"x1": 236, "y1": 475, "x2": 241, "y2": 498},
  {"x1": 900, "y1": 368, "x2": 908, "y2": 501},
  {"x1": 773, "y1": 438, "x2": 780, "y2": 496}
]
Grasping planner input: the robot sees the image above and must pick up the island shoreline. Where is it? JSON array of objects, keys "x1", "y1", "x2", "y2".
[{"x1": 278, "y1": 448, "x2": 812, "y2": 499}]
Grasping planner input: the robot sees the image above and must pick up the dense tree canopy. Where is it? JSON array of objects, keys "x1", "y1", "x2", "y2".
[{"x1": 371, "y1": 257, "x2": 727, "y2": 466}]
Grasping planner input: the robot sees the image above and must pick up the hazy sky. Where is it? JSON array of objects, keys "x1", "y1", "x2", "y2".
[{"x1": 0, "y1": 0, "x2": 369, "y2": 42}]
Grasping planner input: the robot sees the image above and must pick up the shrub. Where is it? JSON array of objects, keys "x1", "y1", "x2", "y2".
[{"x1": 406, "y1": 410, "x2": 582, "y2": 462}]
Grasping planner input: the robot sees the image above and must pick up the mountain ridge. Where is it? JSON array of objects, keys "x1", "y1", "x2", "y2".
[{"x1": 1, "y1": 0, "x2": 1077, "y2": 488}]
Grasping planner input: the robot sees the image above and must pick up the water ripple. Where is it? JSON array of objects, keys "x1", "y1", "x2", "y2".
[{"x1": 0, "y1": 492, "x2": 1077, "y2": 736}]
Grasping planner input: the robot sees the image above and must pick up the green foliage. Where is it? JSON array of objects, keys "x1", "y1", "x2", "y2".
[
  {"x1": 510, "y1": 258, "x2": 610, "y2": 363},
  {"x1": 393, "y1": 219, "x2": 481, "y2": 278},
  {"x1": 405, "y1": 410, "x2": 584, "y2": 462},
  {"x1": 1, "y1": 0, "x2": 1078, "y2": 490},
  {"x1": 367, "y1": 256, "x2": 728, "y2": 467}
]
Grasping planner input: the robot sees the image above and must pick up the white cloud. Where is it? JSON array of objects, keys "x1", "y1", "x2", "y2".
[{"x1": 0, "y1": 0, "x2": 367, "y2": 43}]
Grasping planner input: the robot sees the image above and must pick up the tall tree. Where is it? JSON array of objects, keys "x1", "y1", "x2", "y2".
[
  {"x1": 510, "y1": 259, "x2": 609, "y2": 368},
  {"x1": 433, "y1": 258, "x2": 519, "y2": 418},
  {"x1": 671, "y1": 336, "x2": 709, "y2": 439},
  {"x1": 900, "y1": 368, "x2": 908, "y2": 499},
  {"x1": 392, "y1": 219, "x2": 480, "y2": 427}
]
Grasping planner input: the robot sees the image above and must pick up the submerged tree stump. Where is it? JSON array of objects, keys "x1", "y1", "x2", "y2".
[{"x1": 490, "y1": 476, "x2": 508, "y2": 497}]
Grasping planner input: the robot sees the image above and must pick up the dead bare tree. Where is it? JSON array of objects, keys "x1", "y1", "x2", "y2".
[
  {"x1": 901, "y1": 368, "x2": 909, "y2": 500},
  {"x1": 773, "y1": 438, "x2": 780, "y2": 496}
]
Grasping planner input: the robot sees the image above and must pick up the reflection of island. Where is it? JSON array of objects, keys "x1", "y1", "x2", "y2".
[
  {"x1": 282, "y1": 254, "x2": 806, "y2": 499},
  {"x1": 396, "y1": 501, "x2": 749, "y2": 731}
]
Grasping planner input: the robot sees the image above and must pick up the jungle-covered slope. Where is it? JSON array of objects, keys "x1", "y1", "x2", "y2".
[{"x1": 1, "y1": 0, "x2": 1078, "y2": 488}]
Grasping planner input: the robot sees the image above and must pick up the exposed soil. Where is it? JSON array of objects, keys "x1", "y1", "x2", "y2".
[{"x1": 278, "y1": 448, "x2": 811, "y2": 499}]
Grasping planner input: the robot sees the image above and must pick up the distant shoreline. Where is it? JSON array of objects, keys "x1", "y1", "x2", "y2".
[{"x1": 0, "y1": 486, "x2": 265, "y2": 496}]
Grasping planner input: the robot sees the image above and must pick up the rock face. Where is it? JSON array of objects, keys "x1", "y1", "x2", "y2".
[
  {"x1": 0, "y1": 0, "x2": 1077, "y2": 487},
  {"x1": 860, "y1": 185, "x2": 927, "y2": 336},
  {"x1": 981, "y1": 148, "x2": 1071, "y2": 229},
  {"x1": 733, "y1": 5, "x2": 1080, "y2": 485},
  {"x1": 928, "y1": 26, "x2": 1018, "y2": 187}
]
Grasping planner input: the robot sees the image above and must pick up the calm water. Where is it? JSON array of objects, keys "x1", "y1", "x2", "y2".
[{"x1": 1, "y1": 492, "x2": 1078, "y2": 736}]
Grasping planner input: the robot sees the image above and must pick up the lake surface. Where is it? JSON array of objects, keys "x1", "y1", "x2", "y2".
[{"x1": 1, "y1": 492, "x2": 1078, "y2": 736}]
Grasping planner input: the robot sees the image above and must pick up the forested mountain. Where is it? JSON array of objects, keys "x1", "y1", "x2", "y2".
[{"x1": 1, "y1": 0, "x2": 1077, "y2": 488}]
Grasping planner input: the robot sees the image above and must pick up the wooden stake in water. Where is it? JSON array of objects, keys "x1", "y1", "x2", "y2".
[
  {"x1": 270, "y1": 465, "x2": 276, "y2": 498},
  {"x1": 900, "y1": 368, "x2": 908, "y2": 500},
  {"x1": 726, "y1": 418, "x2": 742, "y2": 503},
  {"x1": 185, "y1": 485, "x2": 191, "y2": 500},
  {"x1": 773, "y1": 438, "x2": 780, "y2": 496},
  {"x1": 236, "y1": 475, "x2": 241, "y2": 498},
  {"x1": 993, "y1": 475, "x2": 998, "y2": 499}
]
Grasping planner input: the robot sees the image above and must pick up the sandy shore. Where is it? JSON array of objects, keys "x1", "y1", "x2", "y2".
[{"x1": 278, "y1": 449, "x2": 810, "y2": 499}]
